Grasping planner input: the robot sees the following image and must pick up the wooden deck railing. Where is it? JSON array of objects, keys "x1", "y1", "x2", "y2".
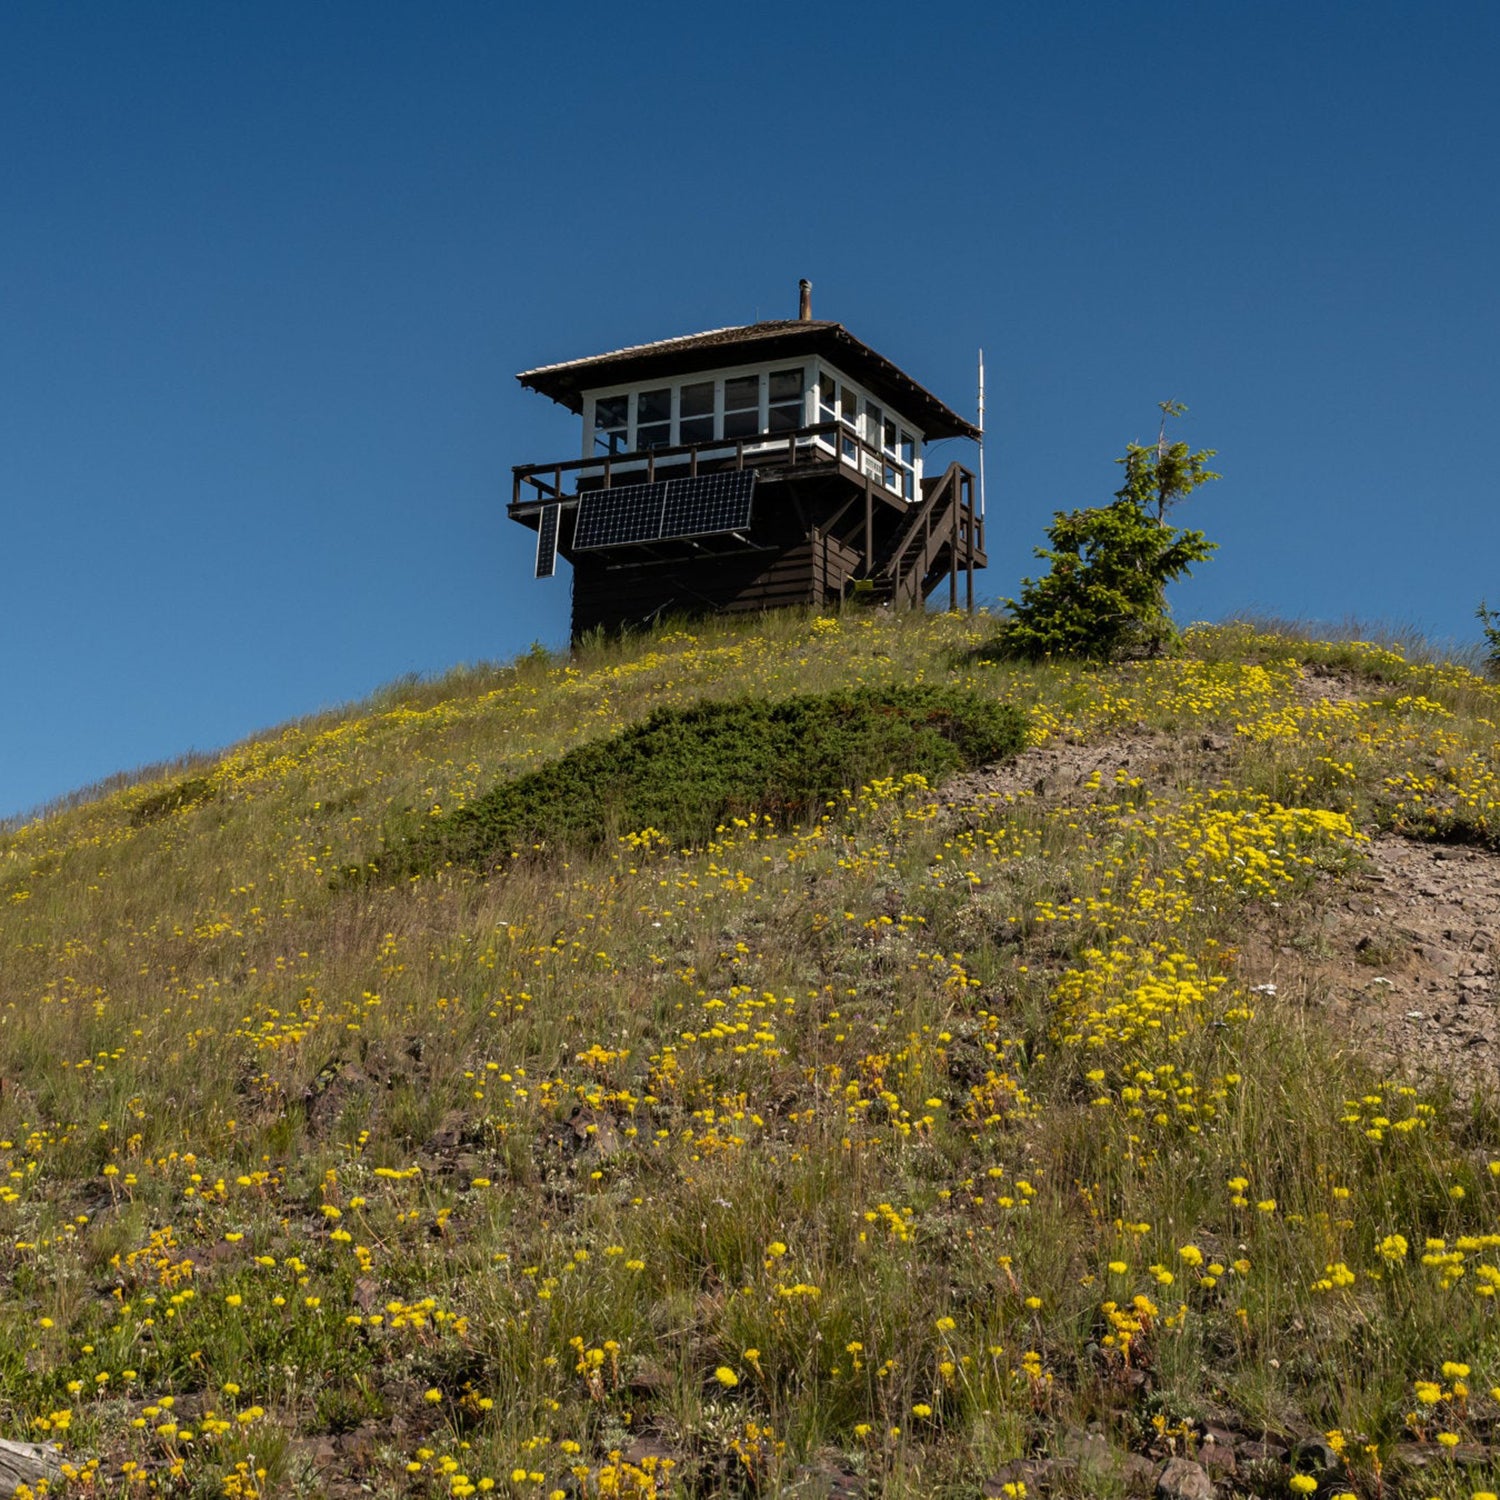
[{"x1": 510, "y1": 420, "x2": 912, "y2": 511}]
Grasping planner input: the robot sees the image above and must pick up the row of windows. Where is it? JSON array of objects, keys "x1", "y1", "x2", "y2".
[
  {"x1": 587, "y1": 367, "x2": 918, "y2": 499},
  {"x1": 588, "y1": 371, "x2": 914, "y2": 455},
  {"x1": 593, "y1": 369, "x2": 808, "y2": 455},
  {"x1": 816, "y1": 377, "x2": 915, "y2": 498}
]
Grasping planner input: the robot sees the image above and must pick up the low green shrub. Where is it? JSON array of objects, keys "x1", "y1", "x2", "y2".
[
  {"x1": 127, "y1": 774, "x2": 218, "y2": 826},
  {"x1": 375, "y1": 685, "x2": 1026, "y2": 878}
]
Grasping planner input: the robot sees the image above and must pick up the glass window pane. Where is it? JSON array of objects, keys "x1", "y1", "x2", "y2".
[
  {"x1": 680, "y1": 415, "x2": 714, "y2": 443},
  {"x1": 866, "y1": 402, "x2": 882, "y2": 434},
  {"x1": 594, "y1": 395, "x2": 628, "y2": 430},
  {"x1": 841, "y1": 388, "x2": 859, "y2": 426},
  {"x1": 883, "y1": 418, "x2": 897, "y2": 454},
  {"x1": 900, "y1": 431, "x2": 914, "y2": 464},
  {"x1": 724, "y1": 408, "x2": 759, "y2": 439},
  {"x1": 638, "y1": 423, "x2": 671, "y2": 450},
  {"x1": 681, "y1": 381, "x2": 714, "y2": 418},
  {"x1": 724, "y1": 375, "x2": 759, "y2": 411},
  {"x1": 769, "y1": 368, "x2": 804, "y2": 402},
  {"x1": 767, "y1": 405, "x2": 801, "y2": 432},
  {"x1": 638, "y1": 388, "x2": 671, "y2": 424}
]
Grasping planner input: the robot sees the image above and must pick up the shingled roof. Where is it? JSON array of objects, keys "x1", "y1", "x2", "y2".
[{"x1": 516, "y1": 320, "x2": 980, "y2": 442}]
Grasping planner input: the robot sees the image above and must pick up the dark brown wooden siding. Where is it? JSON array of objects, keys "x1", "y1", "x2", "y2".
[
  {"x1": 568, "y1": 529, "x2": 868, "y2": 637},
  {"x1": 570, "y1": 543, "x2": 825, "y2": 638},
  {"x1": 549, "y1": 466, "x2": 979, "y2": 641}
]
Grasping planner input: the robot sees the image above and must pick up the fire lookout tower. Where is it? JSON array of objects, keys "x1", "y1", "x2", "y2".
[{"x1": 508, "y1": 283, "x2": 985, "y2": 641}]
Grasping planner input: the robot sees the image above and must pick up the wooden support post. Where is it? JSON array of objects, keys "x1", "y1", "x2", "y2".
[
  {"x1": 966, "y1": 473, "x2": 976, "y2": 613},
  {"x1": 949, "y1": 471, "x2": 959, "y2": 612},
  {"x1": 864, "y1": 484, "x2": 873, "y2": 571}
]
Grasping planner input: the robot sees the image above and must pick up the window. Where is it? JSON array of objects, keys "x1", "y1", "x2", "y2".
[
  {"x1": 591, "y1": 369, "x2": 883, "y2": 459},
  {"x1": 840, "y1": 386, "x2": 859, "y2": 461},
  {"x1": 593, "y1": 394, "x2": 628, "y2": 456},
  {"x1": 768, "y1": 368, "x2": 804, "y2": 433},
  {"x1": 723, "y1": 375, "x2": 760, "y2": 439},
  {"x1": 899, "y1": 430, "x2": 915, "y2": 499},
  {"x1": 817, "y1": 372, "x2": 838, "y2": 440},
  {"x1": 881, "y1": 417, "x2": 899, "y2": 489},
  {"x1": 863, "y1": 402, "x2": 885, "y2": 479},
  {"x1": 637, "y1": 387, "x2": 672, "y2": 450},
  {"x1": 680, "y1": 381, "x2": 715, "y2": 444}
]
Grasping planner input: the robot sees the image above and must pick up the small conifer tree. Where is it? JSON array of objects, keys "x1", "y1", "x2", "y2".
[
  {"x1": 1478, "y1": 601, "x2": 1500, "y2": 679},
  {"x1": 997, "y1": 403, "x2": 1219, "y2": 662}
]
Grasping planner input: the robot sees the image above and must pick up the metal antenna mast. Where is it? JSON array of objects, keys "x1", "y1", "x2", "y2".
[{"x1": 976, "y1": 349, "x2": 986, "y2": 519}]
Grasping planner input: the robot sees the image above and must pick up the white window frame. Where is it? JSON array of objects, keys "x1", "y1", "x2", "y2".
[
  {"x1": 810, "y1": 363, "x2": 926, "y2": 501},
  {"x1": 578, "y1": 359, "x2": 924, "y2": 501},
  {"x1": 581, "y1": 359, "x2": 816, "y2": 458}
]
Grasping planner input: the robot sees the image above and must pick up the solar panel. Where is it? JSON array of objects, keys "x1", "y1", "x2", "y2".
[
  {"x1": 534, "y1": 503, "x2": 560, "y2": 579},
  {"x1": 660, "y1": 471, "x2": 756, "y2": 540},
  {"x1": 573, "y1": 481, "x2": 668, "y2": 550},
  {"x1": 572, "y1": 472, "x2": 757, "y2": 552}
]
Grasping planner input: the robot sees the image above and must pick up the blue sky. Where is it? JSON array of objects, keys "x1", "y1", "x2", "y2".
[{"x1": 4, "y1": 2, "x2": 1497, "y2": 819}]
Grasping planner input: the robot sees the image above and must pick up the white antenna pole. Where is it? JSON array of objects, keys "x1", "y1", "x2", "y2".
[{"x1": 976, "y1": 349, "x2": 986, "y2": 519}]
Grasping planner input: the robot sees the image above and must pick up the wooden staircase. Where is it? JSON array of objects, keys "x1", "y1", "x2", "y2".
[{"x1": 859, "y1": 462, "x2": 985, "y2": 608}]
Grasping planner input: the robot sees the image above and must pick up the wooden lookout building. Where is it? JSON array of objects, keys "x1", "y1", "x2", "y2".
[{"x1": 508, "y1": 283, "x2": 986, "y2": 640}]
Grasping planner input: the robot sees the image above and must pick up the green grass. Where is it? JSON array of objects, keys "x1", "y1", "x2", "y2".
[
  {"x1": 373, "y1": 684, "x2": 1027, "y2": 879},
  {"x1": 1, "y1": 607, "x2": 1499, "y2": 1498}
]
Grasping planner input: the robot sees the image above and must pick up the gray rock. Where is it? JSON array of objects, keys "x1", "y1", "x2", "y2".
[
  {"x1": 1198, "y1": 1439, "x2": 1237, "y2": 1478},
  {"x1": 983, "y1": 1458, "x2": 1071, "y2": 1496},
  {"x1": 1391, "y1": 1440, "x2": 1492, "y2": 1472},
  {"x1": 1056, "y1": 1429, "x2": 1111, "y2": 1465},
  {"x1": 1236, "y1": 1438, "x2": 1287, "y2": 1466},
  {"x1": 1121, "y1": 1454, "x2": 1162, "y2": 1495},
  {"x1": 792, "y1": 1456, "x2": 865, "y2": 1498},
  {"x1": 1292, "y1": 1437, "x2": 1342, "y2": 1482},
  {"x1": 1047, "y1": 1432, "x2": 1165, "y2": 1494},
  {"x1": 1157, "y1": 1456, "x2": 1215, "y2": 1500}
]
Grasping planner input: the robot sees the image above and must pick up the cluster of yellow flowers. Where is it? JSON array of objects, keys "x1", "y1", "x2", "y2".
[{"x1": 3, "y1": 612, "x2": 1500, "y2": 1495}]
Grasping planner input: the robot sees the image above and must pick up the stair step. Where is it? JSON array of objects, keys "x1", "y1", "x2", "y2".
[{"x1": 849, "y1": 460, "x2": 979, "y2": 609}]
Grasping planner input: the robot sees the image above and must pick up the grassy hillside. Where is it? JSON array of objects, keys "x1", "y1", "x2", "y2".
[{"x1": 2, "y1": 608, "x2": 1500, "y2": 1500}]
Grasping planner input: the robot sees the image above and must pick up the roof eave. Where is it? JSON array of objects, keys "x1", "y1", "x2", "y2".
[
  {"x1": 515, "y1": 323, "x2": 980, "y2": 442},
  {"x1": 819, "y1": 327, "x2": 980, "y2": 442}
]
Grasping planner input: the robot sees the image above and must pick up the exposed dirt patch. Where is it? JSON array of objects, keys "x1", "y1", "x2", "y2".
[
  {"x1": 944, "y1": 661, "x2": 1363, "y2": 808},
  {"x1": 942, "y1": 729, "x2": 1235, "y2": 807},
  {"x1": 941, "y1": 688, "x2": 1500, "y2": 1094},
  {"x1": 1292, "y1": 665, "x2": 1364, "y2": 705},
  {"x1": 1241, "y1": 835, "x2": 1500, "y2": 1090}
]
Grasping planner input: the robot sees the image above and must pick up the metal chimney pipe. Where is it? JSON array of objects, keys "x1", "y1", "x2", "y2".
[{"x1": 798, "y1": 279, "x2": 812, "y2": 321}]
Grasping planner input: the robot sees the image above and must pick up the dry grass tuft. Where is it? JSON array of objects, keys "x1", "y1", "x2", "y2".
[{"x1": 2, "y1": 608, "x2": 1500, "y2": 1497}]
